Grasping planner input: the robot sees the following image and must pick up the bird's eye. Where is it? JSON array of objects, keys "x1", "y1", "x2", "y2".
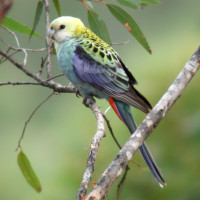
[{"x1": 60, "y1": 25, "x2": 65, "y2": 30}]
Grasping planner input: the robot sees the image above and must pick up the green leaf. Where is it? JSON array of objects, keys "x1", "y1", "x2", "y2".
[
  {"x1": 138, "y1": 0, "x2": 160, "y2": 7},
  {"x1": 17, "y1": 151, "x2": 42, "y2": 193},
  {"x1": 30, "y1": 0, "x2": 44, "y2": 40},
  {"x1": 117, "y1": 0, "x2": 138, "y2": 9},
  {"x1": 2, "y1": 16, "x2": 43, "y2": 39},
  {"x1": 117, "y1": 0, "x2": 160, "y2": 9},
  {"x1": 52, "y1": 0, "x2": 61, "y2": 16},
  {"x1": 107, "y1": 4, "x2": 151, "y2": 53},
  {"x1": 88, "y1": 10, "x2": 111, "y2": 44},
  {"x1": 141, "y1": 0, "x2": 160, "y2": 4}
]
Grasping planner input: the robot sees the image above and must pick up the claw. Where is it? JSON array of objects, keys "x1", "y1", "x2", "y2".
[
  {"x1": 82, "y1": 95, "x2": 96, "y2": 107},
  {"x1": 75, "y1": 88, "x2": 81, "y2": 98}
]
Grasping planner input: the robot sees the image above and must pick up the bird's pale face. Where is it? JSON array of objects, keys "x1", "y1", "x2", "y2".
[{"x1": 48, "y1": 16, "x2": 84, "y2": 43}]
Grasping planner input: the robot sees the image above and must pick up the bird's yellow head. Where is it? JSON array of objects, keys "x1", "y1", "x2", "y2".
[{"x1": 48, "y1": 16, "x2": 84, "y2": 43}]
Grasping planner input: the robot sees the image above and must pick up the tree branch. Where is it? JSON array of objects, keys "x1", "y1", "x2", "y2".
[
  {"x1": 77, "y1": 99, "x2": 106, "y2": 200},
  {"x1": 0, "y1": 81, "x2": 41, "y2": 86},
  {"x1": 86, "y1": 46, "x2": 200, "y2": 199},
  {"x1": 0, "y1": 25, "x2": 20, "y2": 47},
  {"x1": 0, "y1": 49, "x2": 75, "y2": 93},
  {"x1": 44, "y1": 0, "x2": 52, "y2": 78}
]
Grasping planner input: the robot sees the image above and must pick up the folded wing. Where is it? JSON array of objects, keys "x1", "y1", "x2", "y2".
[{"x1": 73, "y1": 45, "x2": 151, "y2": 113}]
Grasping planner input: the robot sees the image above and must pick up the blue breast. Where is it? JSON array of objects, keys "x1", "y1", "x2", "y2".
[{"x1": 56, "y1": 39, "x2": 108, "y2": 99}]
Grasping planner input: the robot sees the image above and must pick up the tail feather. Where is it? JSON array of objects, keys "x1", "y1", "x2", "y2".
[
  {"x1": 140, "y1": 143, "x2": 165, "y2": 187},
  {"x1": 109, "y1": 98, "x2": 166, "y2": 187}
]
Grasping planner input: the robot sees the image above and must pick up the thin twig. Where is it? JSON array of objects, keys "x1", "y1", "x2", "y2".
[
  {"x1": 44, "y1": 0, "x2": 52, "y2": 78},
  {"x1": 0, "y1": 81, "x2": 41, "y2": 86},
  {"x1": 103, "y1": 114, "x2": 122, "y2": 149},
  {"x1": 0, "y1": 47, "x2": 12, "y2": 63},
  {"x1": 0, "y1": 49, "x2": 20, "y2": 64},
  {"x1": 0, "y1": 26, "x2": 28, "y2": 66},
  {"x1": 86, "y1": 46, "x2": 200, "y2": 199},
  {"x1": 22, "y1": 49, "x2": 28, "y2": 67},
  {"x1": 42, "y1": 73, "x2": 64, "y2": 82},
  {"x1": 0, "y1": 25, "x2": 20, "y2": 47},
  {"x1": 0, "y1": 49, "x2": 75, "y2": 93},
  {"x1": 0, "y1": 49, "x2": 44, "y2": 82},
  {"x1": 16, "y1": 92, "x2": 55, "y2": 151},
  {"x1": 77, "y1": 99, "x2": 105, "y2": 200},
  {"x1": 111, "y1": 40, "x2": 130, "y2": 46},
  {"x1": 38, "y1": 55, "x2": 48, "y2": 76},
  {"x1": 0, "y1": 74, "x2": 64, "y2": 86},
  {"x1": 0, "y1": 37, "x2": 47, "y2": 52}
]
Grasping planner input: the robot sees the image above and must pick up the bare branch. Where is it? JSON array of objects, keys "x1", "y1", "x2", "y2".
[
  {"x1": 0, "y1": 26, "x2": 28, "y2": 67},
  {"x1": 77, "y1": 99, "x2": 106, "y2": 200},
  {"x1": 0, "y1": 81, "x2": 41, "y2": 86},
  {"x1": 0, "y1": 37, "x2": 47, "y2": 53},
  {"x1": 0, "y1": 25, "x2": 20, "y2": 47},
  {"x1": 22, "y1": 48, "x2": 28, "y2": 67},
  {"x1": 0, "y1": 49, "x2": 41, "y2": 80},
  {"x1": 42, "y1": 73, "x2": 64, "y2": 82},
  {"x1": 111, "y1": 40, "x2": 130, "y2": 46},
  {"x1": 0, "y1": 73, "x2": 64, "y2": 87},
  {"x1": 0, "y1": 49, "x2": 75, "y2": 93},
  {"x1": 0, "y1": 46, "x2": 12, "y2": 63},
  {"x1": 103, "y1": 114, "x2": 122, "y2": 149},
  {"x1": 86, "y1": 46, "x2": 200, "y2": 199},
  {"x1": 44, "y1": 0, "x2": 52, "y2": 78},
  {"x1": 38, "y1": 55, "x2": 47, "y2": 77}
]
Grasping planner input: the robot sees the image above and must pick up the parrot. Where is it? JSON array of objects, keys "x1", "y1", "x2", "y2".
[{"x1": 48, "y1": 16, "x2": 165, "y2": 187}]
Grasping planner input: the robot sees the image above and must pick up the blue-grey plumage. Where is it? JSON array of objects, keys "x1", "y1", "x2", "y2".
[
  {"x1": 56, "y1": 39, "x2": 109, "y2": 99},
  {"x1": 49, "y1": 16, "x2": 166, "y2": 187}
]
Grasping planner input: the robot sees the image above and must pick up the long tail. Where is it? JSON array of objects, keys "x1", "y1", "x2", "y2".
[{"x1": 109, "y1": 98, "x2": 166, "y2": 187}]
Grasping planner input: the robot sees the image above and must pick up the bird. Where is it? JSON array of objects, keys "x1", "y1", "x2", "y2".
[{"x1": 48, "y1": 16, "x2": 166, "y2": 187}]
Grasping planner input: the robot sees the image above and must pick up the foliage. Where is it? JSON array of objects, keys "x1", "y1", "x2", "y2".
[
  {"x1": 2, "y1": 16, "x2": 42, "y2": 38},
  {"x1": 1, "y1": 0, "x2": 160, "y2": 52}
]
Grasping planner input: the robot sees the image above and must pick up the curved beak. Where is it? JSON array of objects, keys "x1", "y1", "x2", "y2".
[{"x1": 48, "y1": 28, "x2": 55, "y2": 40}]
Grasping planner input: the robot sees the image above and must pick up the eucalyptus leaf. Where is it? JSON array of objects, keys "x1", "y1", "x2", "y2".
[
  {"x1": 142, "y1": 0, "x2": 160, "y2": 4},
  {"x1": 107, "y1": 4, "x2": 151, "y2": 53},
  {"x1": 2, "y1": 16, "x2": 43, "y2": 39},
  {"x1": 52, "y1": 0, "x2": 61, "y2": 16},
  {"x1": 30, "y1": 0, "x2": 44, "y2": 40},
  {"x1": 17, "y1": 151, "x2": 42, "y2": 193},
  {"x1": 117, "y1": 0, "x2": 138, "y2": 9}
]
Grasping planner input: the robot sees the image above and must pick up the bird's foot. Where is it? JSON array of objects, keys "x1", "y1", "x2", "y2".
[
  {"x1": 75, "y1": 88, "x2": 81, "y2": 98},
  {"x1": 82, "y1": 95, "x2": 96, "y2": 107}
]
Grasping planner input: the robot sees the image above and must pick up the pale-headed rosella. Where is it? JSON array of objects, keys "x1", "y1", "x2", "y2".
[{"x1": 48, "y1": 16, "x2": 165, "y2": 187}]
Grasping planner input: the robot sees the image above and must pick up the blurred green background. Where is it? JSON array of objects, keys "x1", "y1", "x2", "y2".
[{"x1": 1, "y1": 0, "x2": 200, "y2": 199}]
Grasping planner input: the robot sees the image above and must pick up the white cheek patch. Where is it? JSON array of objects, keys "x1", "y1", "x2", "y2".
[{"x1": 54, "y1": 31, "x2": 72, "y2": 43}]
